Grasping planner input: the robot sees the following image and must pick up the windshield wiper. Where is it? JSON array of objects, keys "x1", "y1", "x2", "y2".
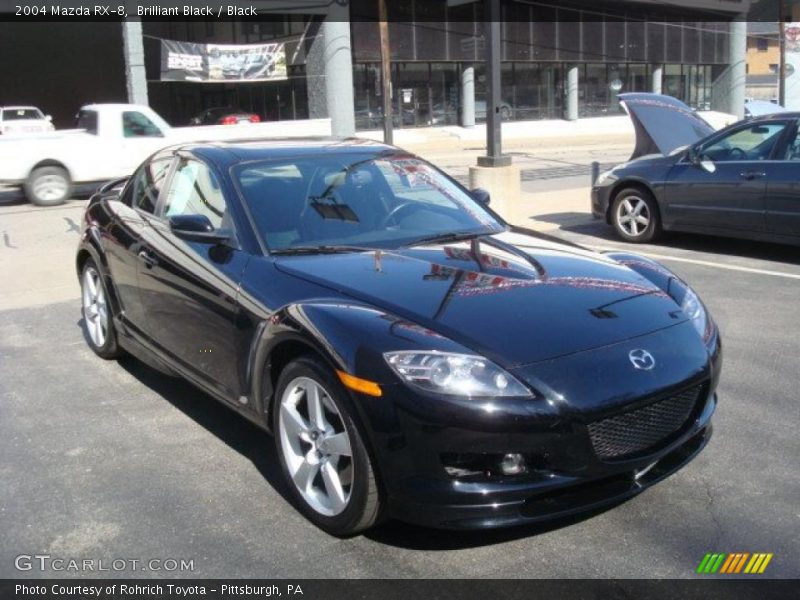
[
  {"x1": 270, "y1": 245, "x2": 370, "y2": 256},
  {"x1": 405, "y1": 230, "x2": 495, "y2": 247}
]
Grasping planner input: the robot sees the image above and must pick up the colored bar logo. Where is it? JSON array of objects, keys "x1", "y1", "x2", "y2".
[{"x1": 697, "y1": 552, "x2": 773, "y2": 574}]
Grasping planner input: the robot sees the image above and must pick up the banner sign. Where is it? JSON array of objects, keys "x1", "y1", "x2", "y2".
[
  {"x1": 785, "y1": 22, "x2": 800, "y2": 110},
  {"x1": 160, "y1": 40, "x2": 287, "y2": 82}
]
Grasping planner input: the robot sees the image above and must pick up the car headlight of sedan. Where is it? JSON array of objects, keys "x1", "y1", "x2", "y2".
[
  {"x1": 681, "y1": 287, "x2": 711, "y2": 342},
  {"x1": 595, "y1": 168, "x2": 617, "y2": 186},
  {"x1": 384, "y1": 351, "x2": 532, "y2": 398}
]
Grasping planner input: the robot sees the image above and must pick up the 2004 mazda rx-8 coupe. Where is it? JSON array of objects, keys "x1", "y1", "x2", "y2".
[{"x1": 76, "y1": 138, "x2": 721, "y2": 535}]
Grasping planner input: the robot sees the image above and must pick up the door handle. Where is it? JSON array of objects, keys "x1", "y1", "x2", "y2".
[
  {"x1": 137, "y1": 249, "x2": 158, "y2": 269},
  {"x1": 740, "y1": 171, "x2": 766, "y2": 180}
]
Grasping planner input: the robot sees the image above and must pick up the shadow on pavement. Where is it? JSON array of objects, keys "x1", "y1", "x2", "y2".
[{"x1": 110, "y1": 350, "x2": 298, "y2": 511}]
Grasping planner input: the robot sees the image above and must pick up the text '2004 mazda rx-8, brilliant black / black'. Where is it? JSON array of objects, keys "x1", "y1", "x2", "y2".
[{"x1": 76, "y1": 139, "x2": 721, "y2": 535}]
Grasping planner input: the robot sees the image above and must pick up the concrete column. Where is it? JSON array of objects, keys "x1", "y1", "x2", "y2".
[
  {"x1": 727, "y1": 18, "x2": 747, "y2": 120},
  {"x1": 651, "y1": 65, "x2": 663, "y2": 95},
  {"x1": 461, "y1": 65, "x2": 475, "y2": 128},
  {"x1": 122, "y1": 21, "x2": 148, "y2": 106},
  {"x1": 323, "y1": 1, "x2": 355, "y2": 137},
  {"x1": 305, "y1": 19, "x2": 328, "y2": 119},
  {"x1": 565, "y1": 65, "x2": 579, "y2": 121}
]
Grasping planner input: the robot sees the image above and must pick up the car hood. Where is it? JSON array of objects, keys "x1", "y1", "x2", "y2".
[
  {"x1": 619, "y1": 93, "x2": 715, "y2": 160},
  {"x1": 274, "y1": 231, "x2": 688, "y2": 367}
]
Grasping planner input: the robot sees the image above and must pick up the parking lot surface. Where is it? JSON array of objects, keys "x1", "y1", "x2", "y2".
[{"x1": 1, "y1": 166, "x2": 798, "y2": 578}]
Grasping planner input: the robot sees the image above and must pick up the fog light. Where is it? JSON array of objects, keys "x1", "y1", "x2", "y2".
[{"x1": 500, "y1": 453, "x2": 526, "y2": 475}]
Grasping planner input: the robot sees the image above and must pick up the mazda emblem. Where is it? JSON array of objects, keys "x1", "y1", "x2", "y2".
[{"x1": 629, "y1": 349, "x2": 655, "y2": 370}]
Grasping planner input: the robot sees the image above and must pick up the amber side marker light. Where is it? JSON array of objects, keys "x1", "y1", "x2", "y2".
[{"x1": 336, "y1": 370, "x2": 383, "y2": 397}]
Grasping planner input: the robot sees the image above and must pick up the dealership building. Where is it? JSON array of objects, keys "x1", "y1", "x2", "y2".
[{"x1": 0, "y1": 0, "x2": 769, "y2": 134}]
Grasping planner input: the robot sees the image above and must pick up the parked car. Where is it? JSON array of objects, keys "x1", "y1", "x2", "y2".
[
  {"x1": 77, "y1": 138, "x2": 721, "y2": 535},
  {"x1": 0, "y1": 105, "x2": 54, "y2": 135},
  {"x1": 189, "y1": 107, "x2": 261, "y2": 126},
  {"x1": 592, "y1": 93, "x2": 800, "y2": 245},
  {"x1": 0, "y1": 103, "x2": 327, "y2": 206}
]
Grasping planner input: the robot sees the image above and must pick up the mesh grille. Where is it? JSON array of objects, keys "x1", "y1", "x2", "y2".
[{"x1": 588, "y1": 385, "x2": 703, "y2": 460}]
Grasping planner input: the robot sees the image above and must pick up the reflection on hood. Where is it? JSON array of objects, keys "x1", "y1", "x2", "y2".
[{"x1": 619, "y1": 93, "x2": 716, "y2": 160}]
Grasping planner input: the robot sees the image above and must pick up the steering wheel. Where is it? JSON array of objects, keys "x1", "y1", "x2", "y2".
[
  {"x1": 381, "y1": 201, "x2": 422, "y2": 228},
  {"x1": 728, "y1": 147, "x2": 748, "y2": 160}
]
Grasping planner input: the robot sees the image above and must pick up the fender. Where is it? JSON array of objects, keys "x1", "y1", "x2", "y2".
[
  {"x1": 246, "y1": 300, "x2": 471, "y2": 430},
  {"x1": 76, "y1": 221, "x2": 123, "y2": 319}
]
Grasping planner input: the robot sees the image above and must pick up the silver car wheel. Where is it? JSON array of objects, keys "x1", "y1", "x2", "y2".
[
  {"x1": 82, "y1": 267, "x2": 108, "y2": 348},
  {"x1": 32, "y1": 174, "x2": 68, "y2": 202},
  {"x1": 616, "y1": 195, "x2": 650, "y2": 237},
  {"x1": 278, "y1": 376, "x2": 353, "y2": 517}
]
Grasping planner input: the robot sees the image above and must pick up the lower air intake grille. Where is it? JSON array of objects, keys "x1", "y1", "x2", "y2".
[{"x1": 588, "y1": 385, "x2": 704, "y2": 460}]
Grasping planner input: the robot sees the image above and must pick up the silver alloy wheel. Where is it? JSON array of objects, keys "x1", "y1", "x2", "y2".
[
  {"x1": 32, "y1": 174, "x2": 68, "y2": 202},
  {"x1": 278, "y1": 376, "x2": 353, "y2": 516},
  {"x1": 82, "y1": 267, "x2": 108, "y2": 348},
  {"x1": 616, "y1": 195, "x2": 650, "y2": 237}
]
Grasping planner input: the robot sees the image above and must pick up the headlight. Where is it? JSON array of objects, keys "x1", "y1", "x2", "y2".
[
  {"x1": 595, "y1": 169, "x2": 617, "y2": 186},
  {"x1": 681, "y1": 287, "x2": 710, "y2": 341},
  {"x1": 384, "y1": 351, "x2": 532, "y2": 398}
]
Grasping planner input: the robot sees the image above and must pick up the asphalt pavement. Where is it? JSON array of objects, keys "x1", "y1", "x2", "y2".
[{"x1": 0, "y1": 151, "x2": 798, "y2": 579}]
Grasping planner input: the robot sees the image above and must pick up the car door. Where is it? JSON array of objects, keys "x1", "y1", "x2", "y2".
[
  {"x1": 135, "y1": 155, "x2": 251, "y2": 403},
  {"x1": 765, "y1": 119, "x2": 800, "y2": 238},
  {"x1": 102, "y1": 155, "x2": 174, "y2": 333},
  {"x1": 662, "y1": 121, "x2": 791, "y2": 232}
]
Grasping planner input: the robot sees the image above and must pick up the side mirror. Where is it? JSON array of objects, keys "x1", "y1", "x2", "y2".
[
  {"x1": 169, "y1": 214, "x2": 230, "y2": 244},
  {"x1": 471, "y1": 188, "x2": 491, "y2": 205},
  {"x1": 45, "y1": 115, "x2": 52, "y2": 121}
]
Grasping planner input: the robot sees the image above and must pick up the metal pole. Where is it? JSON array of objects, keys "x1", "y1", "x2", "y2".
[
  {"x1": 378, "y1": 0, "x2": 393, "y2": 145},
  {"x1": 780, "y1": 1, "x2": 787, "y2": 106},
  {"x1": 477, "y1": 0, "x2": 510, "y2": 167}
]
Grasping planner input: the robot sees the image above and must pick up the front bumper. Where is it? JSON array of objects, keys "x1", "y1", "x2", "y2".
[
  {"x1": 591, "y1": 184, "x2": 614, "y2": 220},
  {"x1": 354, "y1": 322, "x2": 721, "y2": 530},
  {"x1": 384, "y1": 393, "x2": 714, "y2": 530}
]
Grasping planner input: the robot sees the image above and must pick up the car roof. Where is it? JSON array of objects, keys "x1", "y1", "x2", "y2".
[{"x1": 180, "y1": 138, "x2": 401, "y2": 170}]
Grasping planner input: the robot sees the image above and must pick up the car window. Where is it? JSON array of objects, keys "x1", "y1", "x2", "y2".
[
  {"x1": 2, "y1": 108, "x2": 44, "y2": 120},
  {"x1": 76, "y1": 110, "x2": 98, "y2": 135},
  {"x1": 236, "y1": 153, "x2": 503, "y2": 252},
  {"x1": 163, "y1": 159, "x2": 227, "y2": 230},
  {"x1": 781, "y1": 125, "x2": 800, "y2": 160},
  {"x1": 122, "y1": 111, "x2": 163, "y2": 138},
  {"x1": 127, "y1": 158, "x2": 172, "y2": 213},
  {"x1": 701, "y1": 122, "x2": 788, "y2": 162}
]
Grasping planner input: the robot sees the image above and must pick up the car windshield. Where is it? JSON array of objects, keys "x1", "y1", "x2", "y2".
[
  {"x1": 236, "y1": 153, "x2": 504, "y2": 252},
  {"x1": 3, "y1": 108, "x2": 44, "y2": 120}
]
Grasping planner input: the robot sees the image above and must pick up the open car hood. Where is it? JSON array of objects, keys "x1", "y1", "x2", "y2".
[{"x1": 619, "y1": 93, "x2": 716, "y2": 160}]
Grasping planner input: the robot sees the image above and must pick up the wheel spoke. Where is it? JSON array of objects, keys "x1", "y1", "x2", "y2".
[
  {"x1": 306, "y1": 383, "x2": 328, "y2": 431},
  {"x1": 622, "y1": 199, "x2": 633, "y2": 214},
  {"x1": 635, "y1": 215, "x2": 649, "y2": 226},
  {"x1": 85, "y1": 272, "x2": 98, "y2": 299},
  {"x1": 292, "y1": 459, "x2": 319, "y2": 493},
  {"x1": 281, "y1": 403, "x2": 312, "y2": 442},
  {"x1": 320, "y1": 432, "x2": 351, "y2": 457},
  {"x1": 632, "y1": 200, "x2": 645, "y2": 216},
  {"x1": 321, "y1": 461, "x2": 347, "y2": 512}
]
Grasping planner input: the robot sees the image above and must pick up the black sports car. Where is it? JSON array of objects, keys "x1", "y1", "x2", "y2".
[
  {"x1": 77, "y1": 139, "x2": 721, "y2": 534},
  {"x1": 592, "y1": 93, "x2": 800, "y2": 245}
]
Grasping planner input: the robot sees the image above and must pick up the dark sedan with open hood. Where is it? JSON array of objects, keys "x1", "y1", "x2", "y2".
[
  {"x1": 592, "y1": 93, "x2": 800, "y2": 245},
  {"x1": 76, "y1": 139, "x2": 721, "y2": 534}
]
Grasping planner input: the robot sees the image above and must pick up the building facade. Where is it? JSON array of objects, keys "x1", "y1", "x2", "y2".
[{"x1": 0, "y1": 0, "x2": 753, "y2": 131}]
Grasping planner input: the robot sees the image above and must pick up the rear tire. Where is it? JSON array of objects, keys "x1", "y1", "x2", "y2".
[
  {"x1": 611, "y1": 187, "x2": 661, "y2": 243},
  {"x1": 25, "y1": 166, "x2": 71, "y2": 206},
  {"x1": 273, "y1": 356, "x2": 382, "y2": 536},
  {"x1": 81, "y1": 259, "x2": 121, "y2": 359}
]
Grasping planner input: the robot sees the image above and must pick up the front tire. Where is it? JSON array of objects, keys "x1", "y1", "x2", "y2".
[
  {"x1": 611, "y1": 187, "x2": 661, "y2": 243},
  {"x1": 25, "y1": 166, "x2": 71, "y2": 206},
  {"x1": 81, "y1": 259, "x2": 121, "y2": 359},
  {"x1": 273, "y1": 356, "x2": 382, "y2": 536}
]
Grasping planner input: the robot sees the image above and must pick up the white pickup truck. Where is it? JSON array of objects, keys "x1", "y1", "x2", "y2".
[{"x1": 0, "y1": 103, "x2": 331, "y2": 206}]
